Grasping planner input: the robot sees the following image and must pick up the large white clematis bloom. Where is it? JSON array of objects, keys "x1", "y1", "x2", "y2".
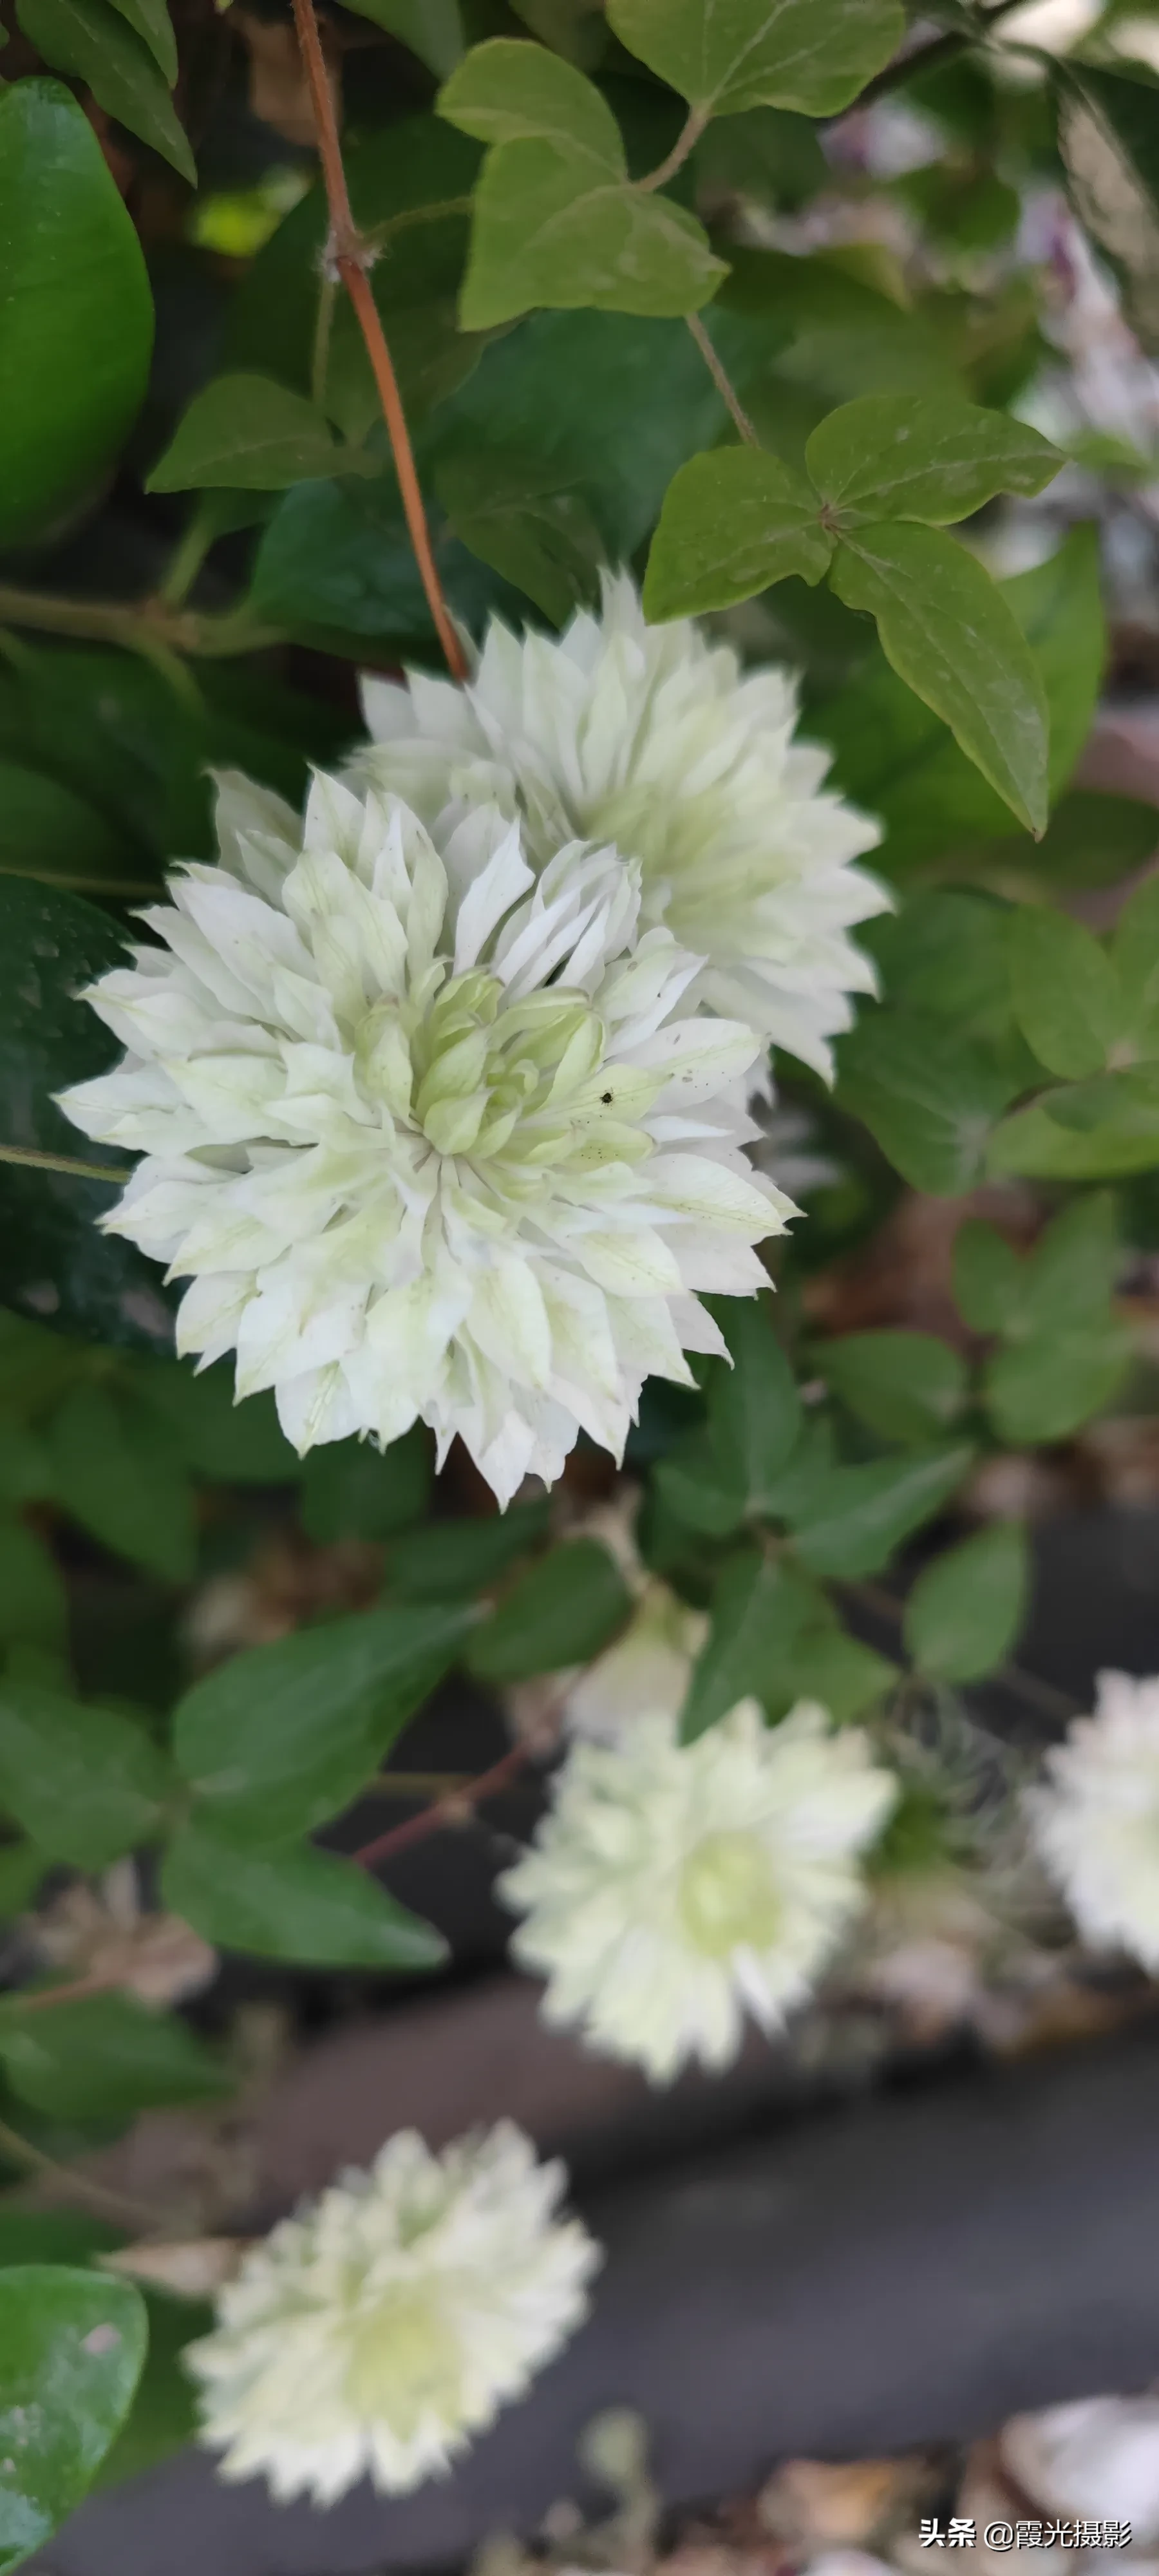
[
  {"x1": 500, "y1": 1698, "x2": 898, "y2": 2082},
  {"x1": 1028, "y1": 1669, "x2": 1159, "y2": 1969},
  {"x1": 349, "y1": 573, "x2": 888, "y2": 1081},
  {"x1": 185, "y1": 2123, "x2": 599, "y2": 2505},
  {"x1": 60, "y1": 770, "x2": 791, "y2": 1504}
]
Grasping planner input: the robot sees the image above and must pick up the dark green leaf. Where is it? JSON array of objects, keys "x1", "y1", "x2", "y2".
[
  {"x1": 0, "y1": 1521, "x2": 66, "y2": 1654},
  {"x1": 831, "y1": 521, "x2": 1049, "y2": 835},
  {"x1": 644, "y1": 448, "x2": 832, "y2": 620},
  {"x1": 133, "y1": 1361, "x2": 297, "y2": 1486},
  {"x1": 437, "y1": 450, "x2": 605, "y2": 624},
  {"x1": 0, "y1": 1995, "x2": 228, "y2": 2124},
  {"x1": 95, "y1": 2291, "x2": 206, "y2": 2490},
  {"x1": 0, "y1": 881, "x2": 174, "y2": 1352},
  {"x1": 0, "y1": 80, "x2": 153, "y2": 550},
  {"x1": 791, "y1": 1444, "x2": 973, "y2": 1578},
  {"x1": 0, "y1": 764, "x2": 129, "y2": 896},
  {"x1": 607, "y1": 0, "x2": 904, "y2": 118},
  {"x1": 805, "y1": 394, "x2": 1059, "y2": 527},
  {"x1": 147, "y1": 376, "x2": 353, "y2": 495},
  {"x1": 0, "y1": 2267, "x2": 146, "y2": 2572},
  {"x1": 300, "y1": 1427, "x2": 431, "y2": 1544},
  {"x1": 679, "y1": 1549, "x2": 818, "y2": 1739},
  {"x1": 106, "y1": 0, "x2": 176, "y2": 80},
  {"x1": 816, "y1": 1331, "x2": 968, "y2": 1444},
  {"x1": 0, "y1": 1848, "x2": 45, "y2": 1922},
  {"x1": 339, "y1": 0, "x2": 462, "y2": 72},
  {"x1": 836, "y1": 1007, "x2": 1015, "y2": 1194},
  {"x1": 705, "y1": 1296, "x2": 803, "y2": 1513},
  {"x1": 468, "y1": 1537, "x2": 630, "y2": 1683},
  {"x1": 0, "y1": 1680, "x2": 169, "y2": 1870},
  {"x1": 172, "y1": 1602, "x2": 469, "y2": 1846},
  {"x1": 161, "y1": 1826, "x2": 447, "y2": 1969},
  {"x1": 0, "y1": 2211, "x2": 120, "y2": 2268},
  {"x1": 1006, "y1": 905, "x2": 1120, "y2": 1079},
  {"x1": 904, "y1": 1520, "x2": 1028, "y2": 1682},
  {"x1": 386, "y1": 1500, "x2": 550, "y2": 1601},
  {"x1": 15, "y1": 0, "x2": 194, "y2": 182},
  {"x1": 48, "y1": 1385, "x2": 194, "y2": 1582}
]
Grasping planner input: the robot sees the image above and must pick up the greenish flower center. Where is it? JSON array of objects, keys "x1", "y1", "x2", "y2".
[
  {"x1": 677, "y1": 1828, "x2": 782, "y2": 1958},
  {"x1": 343, "y1": 2284, "x2": 460, "y2": 2438}
]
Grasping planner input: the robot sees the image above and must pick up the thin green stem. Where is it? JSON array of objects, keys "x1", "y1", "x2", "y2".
[
  {"x1": 0, "y1": 2111, "x2": 155, "y2": 2228},
  {"x1": 158, "y1": 509, "x2": 219, "y2": 611},
  {"x1": 0, "y1": 585, "x2": 284, "y2": 660},
  {"x1": 0, "y1": 1142, "x2": 131, "y2": 1186},
  {"x1": 637, "y1": 103, "x2": 709, "y2": 193},
  {"x1": 685, "y1": 311, "x2": 759, "y2": 445}
]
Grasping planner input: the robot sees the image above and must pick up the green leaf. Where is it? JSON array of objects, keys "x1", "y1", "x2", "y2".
[
  {"x1": 161, "y1": 1827, "x2": 447, "y2": 1969},
  {"x1": 769, "y1": 1624, "x2": 898, "y2": 1722},
  {"x1": 0, "y1": 882, "x2": 174, "y2": 1353},
  {"x1": 95, "y1": 2291, "x2": 205, "y2": 2490},
  {"x1": 987, "y1": 1097, "x2": 1159, "y2": 1179},
  {"x1": 173, "y1": 1602, "x2": 469, "y2": 1848},
  {"x1": 0, "y1": 2268, "x2": 146, "y2": 2572},
  {"x1": 147, "y1": 375, "x2": 353, "y2": 495},
  {"x1": 805, "y1": 395, "x2": 1060, "y2": 527},
  {"x1": 0, "y1": 1847, "x2": 45, "y2": 1922},
  {"x1": 952, "y1": 1217, "x2": 1023, "y2": 1334},
  {"x1": 0, "y1": 764, "x2": 129, "y2": 896},
  {"x1": 0, "y1": 1521, "x2": 66, "y2": 1654},
  {"x1": 467, "y1": 1537, "x2": 631, "y2": 1683},
  {"x1": 967, "y1": 790, "x2": 1159, "y2": 895},
  {"x1": 1110, "y1": 871, "x2": 1159, "y2": 1056},
  {"x1": 48, "y1": 1384, "x2": 195, "y2": 1582},
  {"x1": 386, "y1": 1500, "x2": 550, "y2": 1602},
  {"x1": 1006, "y1": 903, "x2": 1121, "y2": 1083},
  {"x1": 0, "y1": 80, "x2": 153, "y2": 551},
  {"x1": 133, "y1": 1361, "x2": 297, "y2": 1486},
  {"x1": 679, "y1": 1549, "x2": 818, "y2": 1740},
  {"x1": 106, "y1": 0, "x2": 176, "y2": 81},
  {"x1": 0, "y1": 1680, "x2": 169, "y2": 1870},
  {"x1": 791, "y1": 1444, "x2": 973, "y2": 1579},
  {"x1": 0, "y1": 2211, "x2": 120, "y2": 2268},
  {"x1": 15, "y1": 0, "x2": 194, "y2": 182},
  {"x1": 816, "y1": 1331, "x2": 968, "y2": 1445},
  {"x1": 702, "y1": 1296, "x2": 803, "y2": 1519},
  {"x1": 438, "y1": 40, "x2": 726, "y2": 327},
  {"x1": 831, "y1": 521, "x2": 1049, "y2": 835},
  {"x1": 1020, "y1": 1190, "x2": 1121, "y2": 1330},
  {"x1": 606, "y1": 0, "x2": 904, "y2": 118},
  {"x1": 836, "y1": 1008, "x2": 1015, "y2": 1194},
  {"x1": 299, "y1": 1428, "x2": 431, "y2": 1545},
  {"x1": 0, "y1": 1995, "x2": 228, "y2": 2125},
  {"x1": 985, "y1": 1329, "x2": 1129, "y2": 1444},
  {"x1": 904, "y1": 1520, "x2": 1028, "y2": 1683},
  {"x1": 437, "y1": 450, "x2": 605, "y2": 625},
  {"x1": 337, "y1": 0, "x2": 462, "y2": 74},
  {"x1": 643, "y1": 448, "x2": 832, "y2": 620},
  {"x1": 1056, "y1": 62, "x2": 1159, "y2": 352}
]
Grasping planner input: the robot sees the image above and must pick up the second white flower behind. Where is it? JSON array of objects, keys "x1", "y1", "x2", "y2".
[
  {"x1": 500, "y1": 1699, "x2": 898, "y2": 2082},
  {"x1": 1028, "y1": 1669, "x2": 1159, "y2": 1969}
]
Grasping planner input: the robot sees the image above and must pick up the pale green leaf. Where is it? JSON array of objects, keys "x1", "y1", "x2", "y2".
[
  {"x1": 817, "y1": 1331, "x2": 968, "y2": 1445},
  {"x1": 791, "y1": 1445, "x2": 974, "y2": 1579},
  {"x1": 805, "y1": 394, "x2": 1060, "y2": 527},
  {"x1": 607, "y1": 0, "x2": 905, "y2": 118},
  {"x1": 830, "y1": 520, "x2": 1049, "y2": 835},
  {"x1": 837, "y1": 1009, "x2": 1015, "y2": 1194},
  {"x1": 1006, "y1": 905, "x2": 1120, "y2": 1079},
  {"x1": 952, "y1": 1218, "x2": 1024, "y2": 1334},
  {"x1": 644, "y1": 447, "x2": 831, "y2": 619},
  {"x1": 147, "y1": 375, "x2": 353, "y2": 494},
  {"x1": 458, "y1": 144, "x2": 725, "y2": 328},
  {"x1": 904, "y1": 1521, "x2": 1028, "y2": 1683},
  {"x1": 438, "y1": 37, "x2": 621, "y2": 162}
]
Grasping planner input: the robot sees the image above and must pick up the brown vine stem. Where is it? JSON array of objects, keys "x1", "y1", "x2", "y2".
[
  {"x1": 685, "y1": 312, "x2": 759, "y2": 446},
  {"x1": 0, "y1": 2110, "x2": 155, "y2": 2229},
  {"x1": 353, "y1": 1739, "x2": 536, "y2": 1871},
  {"x1": 0, "y1": 1142, "x2": 131, "y2": 1186},
  {"x1": 290, "y1": 0, "x2": 468, "y2": 683}
]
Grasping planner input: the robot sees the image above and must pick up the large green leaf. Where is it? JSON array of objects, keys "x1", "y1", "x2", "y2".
[
  {"x1": 0, "y1": 1680, "x2": 169, "y2": 1870},
  {"x1": 161, "y1": 1827, "x2": 447, "y2": 1969},
  {"x1": 469, "y1": 1538, "x2": 631, "y2": 1683},
  {"x1": 0, "y1": 80, "x2": 153, "y2": 549},
  {"x1": 437, "y1": 449, "x2": 606, "y2": 625},
  {"x1": 836, "y1": 1007, "x2": 1016, "y2": 1193},
  {"x1": 15, "y1": 0, "x2": 194, "y2": 182},
  {"x1": 830, "y1": 521, "x2": 1049, "y2": 835},
  {"x1": 607, "y1": 0, "x2": 903, "y2": 118},
  {"x1": 816, "y1": 1331, "x2": 968, "y2": 1445},
  {"x1": 0, "y1": 2268, "x2": 146, "y2": 2573},
  {"x1": 790, "y1": 1444, "x2": 974, "y2": 1578},
  {"x1": 904, "y1": 1522, "x2": 1028, "y2": 1683},
  {"x1": 679, "y1": 1549, "x2": 819, "y2": 1740},
  {"x1": 172, "y1": 1602, "x2": 471, "y2": 1846},
  {"x1": 0, "y1": 880, "x2": 175, "y2": 1352},
  {"x1": 1006, "y1": 905, "x2": 1120, "y2": 1081},
  {"x1": 804, "y1": 393, "x2": 1059, "y2": 527},
  {"x1": 440, "y1": 41, "x2": 725, "y2": 327},
  {"x1": 0, "y1": 1995, "x2": 228, "y2": 2124},
  {"x1": 643, "y1": 447, "x2": 833, "y2": 618},
  {"x1": 47, "y1": 1382, "x2": 195, "y2": 1580}
]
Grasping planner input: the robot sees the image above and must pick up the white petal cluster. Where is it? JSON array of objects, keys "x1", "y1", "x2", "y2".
[
  {"x1": 1028, "y1": 1669, "x2": 1159, "y2": 1969},
  {"x1": 499, "y1": 1699, "x2": 898, "y2": 2082},
  {"x1": 185, "y1": 2123, "x2": 599, "y2": 2505},
  {"x1": 61, "y1": 772, "x2": 791, "y2": 1506},
  {"x1": 351, "y1": 573, "x2": 888, "y2": 1080}
]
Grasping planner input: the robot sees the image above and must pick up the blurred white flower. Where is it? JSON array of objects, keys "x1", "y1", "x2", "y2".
[
  {"x1": 506, "y1": 1493, "x2": 706, "y2": 1747},
  {"x1": 61, "y1": 771, "x2": 790, "y2": 1507},
  {"x1": 352, "y1": 573, "x2": 887, "y2": 1081},
  {"x1": 1003, "y1": 2395, "x2": 1159, "y2": 2542},
  {"x1": 500, "y1": 1700, "x2": 897, "y2": 2081},
  {"x1": 185, "y1": 2122, "x2": 599, "y2": 2505},
  {"x1": 1028, "y1": 1670, "x2": 1159, "y2": 1968}
]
